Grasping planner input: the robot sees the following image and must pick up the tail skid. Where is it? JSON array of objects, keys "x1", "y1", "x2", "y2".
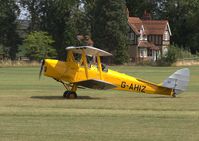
[{"x1": 162, "y1": 68, "x2": 190, "y2": 95}]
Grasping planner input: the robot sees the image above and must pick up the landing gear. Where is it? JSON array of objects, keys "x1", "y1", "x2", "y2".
[
  {"x1": 58, "y1": 80, "x2": 78, "y2": 99},
  {"x1": 171, "y1": 89, "x2": 176, "y2": 98},
  {"x1": 172, "y1": 93, "x2": 176, "y2": 98},
  {"x1": 63, "y1": 91, "x2": 77, "y2": 99}
]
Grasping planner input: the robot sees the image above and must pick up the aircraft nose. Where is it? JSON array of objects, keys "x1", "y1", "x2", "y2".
[
  {"x1": 39, "y1": 59, "x2": 52, "y2": 79},
  {"x1": 43, "y1": 59, "x2": 51, "y2": 75},
  {"x1": 42, "y1": 59, "x2": 60, "y2": 79},
  {"x1": 39, "y1": 59, "x2": 45, "y2": 79}
]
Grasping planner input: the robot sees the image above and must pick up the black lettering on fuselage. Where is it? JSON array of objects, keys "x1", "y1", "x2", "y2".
[
  {"x1": 141, "y1": 86, "x2": 146, "y2": 93},
  {"x1": 121, "y1": 81, "x2": 146, "y2": 93},
  {"x1": 129, "y1": 84, "x2": 134, "y2": 90},
  {"x1": 134, "y1": 84, "x2": 141, "y2": 92},
  {"x1": 121, "y1": 81, "x2": 126, "y2": 88}
]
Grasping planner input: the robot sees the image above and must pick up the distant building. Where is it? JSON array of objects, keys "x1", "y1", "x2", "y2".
[
  {"x1": 16, "y1": 19, "x2": 30, "y2": 38},
  {"x1": 128, "y1": 15, "x2": 172, "y2": 62}
]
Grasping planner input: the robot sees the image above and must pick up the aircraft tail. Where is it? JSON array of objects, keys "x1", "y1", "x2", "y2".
[{"x1": 162, "y1": 68, "x2": 190, "y2": 95}]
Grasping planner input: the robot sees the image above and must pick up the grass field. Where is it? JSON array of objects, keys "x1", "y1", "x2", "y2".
[{"x1": 0, "y1": 66, "x2": 199, "y2": 141}]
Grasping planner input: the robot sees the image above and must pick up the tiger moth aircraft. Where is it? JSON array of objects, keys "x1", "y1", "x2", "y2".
[{"x1": 39, "y1": 46, "x2": 190, "y2": 99}]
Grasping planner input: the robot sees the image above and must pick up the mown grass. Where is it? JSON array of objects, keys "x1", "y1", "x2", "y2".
[{"x1": 0, "y1": 66, "x2": 199, "y2": 141}]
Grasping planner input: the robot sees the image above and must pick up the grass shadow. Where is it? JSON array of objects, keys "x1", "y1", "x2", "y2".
[
  {"x1": 127, "y1": 95, "x2": 182, "y2": 99},
  {"x1": 148, "y1": 96, "x2": 182, "y2": 99},
  {"x1": 31, "y1": 96, "x2": 103, "y2": 100}
]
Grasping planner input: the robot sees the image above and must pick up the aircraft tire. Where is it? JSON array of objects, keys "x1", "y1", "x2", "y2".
[
  {"x1": 63, "y1": 91, "x2": 77, "y2": 99},
  {"x1": 172, "y1": 93, "x2": 176, "y2": 98},
  {"x1": 63, "y1": 91, "x2": 70, "y2": 98},
  {"x1": 69, "y1": 92, "x2": 77, "y2": 99}
]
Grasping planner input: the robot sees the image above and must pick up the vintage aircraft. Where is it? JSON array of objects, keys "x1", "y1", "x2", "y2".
[{"x1": 39, "y1": 46, "x2": 190, "y2": 99}]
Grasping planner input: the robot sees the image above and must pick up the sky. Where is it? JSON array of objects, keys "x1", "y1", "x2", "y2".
[{"x1": 17, "y1": 2, "x2": 29, "y2": 20}]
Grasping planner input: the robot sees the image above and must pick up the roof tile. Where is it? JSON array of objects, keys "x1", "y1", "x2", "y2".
[{"x1": 128, "y1": 17, "x2": 168, "y2": 35}]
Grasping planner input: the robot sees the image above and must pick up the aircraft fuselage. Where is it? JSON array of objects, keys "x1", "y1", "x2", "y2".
[{"x1": 43, "y1": 59, "x2": 172, "y2": 96}]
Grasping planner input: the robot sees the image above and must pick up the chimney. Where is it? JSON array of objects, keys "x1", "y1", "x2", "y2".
[
  {"x1": 126, "y1": 7, "x2": 129, "y2": 18},
  {"x1": 142, "y1": 10, "x2": 152, "y2": 20}
]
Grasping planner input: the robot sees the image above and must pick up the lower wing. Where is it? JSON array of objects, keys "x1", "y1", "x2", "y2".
[{"x1": 74, "y1": 79, "x2": 116, "y2": 90}]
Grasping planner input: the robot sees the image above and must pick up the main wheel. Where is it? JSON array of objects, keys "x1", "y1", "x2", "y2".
[
  {"x1": 63, "y1": 91, "x2": 77, "y2": 99},
  {"x1": 172, "y1": 93, "x2": 176, "y2": 98},
  {"x1": 172, "y1": 91, "x2": 176, "y2": 98},
  {"x1": 63, "y1": 91, "x2": 70, "y2": 98},
  {"x1": 69, "y1": 92, "x2": 77, "y2": 99}
]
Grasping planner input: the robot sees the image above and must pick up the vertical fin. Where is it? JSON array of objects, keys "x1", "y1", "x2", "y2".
[{"x1": 162, "y1": 68, "x2": 190, "y2": 94}]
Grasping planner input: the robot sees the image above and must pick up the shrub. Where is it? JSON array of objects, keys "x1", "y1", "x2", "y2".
[
  {"x1": 157, "y1": 45, "x2": 194, "y2": 66},
  {"x1": 18, "y1": 31, "x2": 57, "y2": 61}
]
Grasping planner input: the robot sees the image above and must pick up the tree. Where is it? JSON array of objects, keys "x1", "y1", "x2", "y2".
[
  {"x1": 20, "y1": 0, "x2": 81, "y2": 59},
  {"x1": 0, "y1": 0, "x2": 20, "y2": 60},
  {"x1": 20, "y1": 0, "x2": 37, "y2": 30},
  {"x1": 93, "y1": 0, "x2": 128, "y2": 64},
  {"x1": 126, "y1": 0, "x2": 155, "y2": 18},
  {"x1": 81, "y1": 0, "x2": 96, "y2": 35},
  {"x1": 153, "y1": 0, "x2": 199, "y2": 53},
  {"x1": 41, "y1": 0, "x2": 79, "y2": 59},
  {"x1": 158, "y1": 44, "x2": 193, "y2": 66},
  {"x1": 19, "y1": 31, "x2": 56, "y2": 61},
  {"x1": 187, "y1": 2, "x2": 199, "y2": 53}
]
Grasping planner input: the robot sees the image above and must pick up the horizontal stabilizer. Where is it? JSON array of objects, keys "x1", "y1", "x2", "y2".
[
  {"x1": 162, "y1": 68, "x2": 190, "y2": 94},
  {"x1": 74, "y1": 79, "x2": 116, "y2": 90}
]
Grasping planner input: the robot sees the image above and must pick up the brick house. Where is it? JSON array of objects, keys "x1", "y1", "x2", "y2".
[{"x1": 128, "y1": 16, "x2": 172, "y2": 62}]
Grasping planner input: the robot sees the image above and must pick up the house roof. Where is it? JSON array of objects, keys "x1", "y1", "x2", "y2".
[
  {"x1": 142, "y1": 20, "x2": 168, "y2": 35},
  {"x1": 128, "y1": 17, "x2": 171, "y2": 36},
  {"x1": 138, "y1": 41, "x2": 159, "y2": 50},
  {"x1": 128, "y1": 17, "x2": 142, "y2": 35}
]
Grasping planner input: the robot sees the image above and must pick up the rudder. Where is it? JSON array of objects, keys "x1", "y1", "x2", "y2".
[{"x1": 162, "y1": 68, "x2": 190, "y2": 95}]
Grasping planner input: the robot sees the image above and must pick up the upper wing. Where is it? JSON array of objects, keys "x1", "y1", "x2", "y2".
[
  {"x1": 66, "y1": 46, "x2": 112, "y2": 56},
  {"x1": 74, "y1": 79, "x2": 116, "y2": 90}
]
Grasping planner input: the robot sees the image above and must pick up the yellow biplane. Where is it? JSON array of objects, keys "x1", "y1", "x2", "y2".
[{"x1": 39, "y1": 46, "x2": 190, "y2": 99}]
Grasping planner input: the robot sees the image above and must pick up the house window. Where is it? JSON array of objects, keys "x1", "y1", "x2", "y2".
[
  {"x1": 140, "y1": 49, "x2": 144, "y2": 57},
  {"x1": 128, "y1": 32, "x2": 135, "y2": 41},
  {"x1": 143, "y1": 35, "x2": 147, "y2": 41},
  {"x1": 140, "y1": 48, "x2": 147, "y2": 58},
  {"x1": 152, "y1": 35, "x2": 155, "y2": 43},
  {"x1": 157, "y1": 36, "x2": 162, "y2": 45},
  {"x1": 147, "y1": 49, "x2": 152, "y2": 56},
  {"x1": 155, "y1": 36, "x2": 159, "y2": 44},
  {"x1": 159, "y1": 36, "x2": 162, "y2": 45},
  {"x1": 148, "y1": 35, "x2": 152, "y2": 42}
]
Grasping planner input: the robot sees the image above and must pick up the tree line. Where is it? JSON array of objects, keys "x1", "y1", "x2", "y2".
[{"x1": 0, "y1": 0, "x2": 199, "y2": 64}]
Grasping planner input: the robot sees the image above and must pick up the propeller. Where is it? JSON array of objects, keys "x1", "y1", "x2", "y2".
[{"x1": 39, "y1": 59, "x2": 45, "y2": 79}]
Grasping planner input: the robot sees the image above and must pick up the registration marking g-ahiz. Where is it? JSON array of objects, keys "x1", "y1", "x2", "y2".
[{"x1": 121, "y1": 81, "x2": 146, "y2": 93}]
